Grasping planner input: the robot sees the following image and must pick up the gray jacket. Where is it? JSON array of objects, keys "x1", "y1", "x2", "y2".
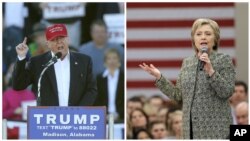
[{"x1": 156, "y1": 51, "x2": 235, "y2": 139}]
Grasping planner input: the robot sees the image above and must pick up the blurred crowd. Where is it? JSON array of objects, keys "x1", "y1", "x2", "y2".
[
  {"x1": 3, "y1": 2, "x2": 124, "y2": 126},
  {"x1": 127, "y1": 80, "x2": 248, "y2": 139}
]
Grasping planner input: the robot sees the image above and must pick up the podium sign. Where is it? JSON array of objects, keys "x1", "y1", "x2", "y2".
[{"x1": 28, "y1": 107, "x2": 106, "y2": 139}]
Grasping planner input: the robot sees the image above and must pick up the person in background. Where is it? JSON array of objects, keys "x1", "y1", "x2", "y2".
[
  {"x1": 143, "y1": 103, "x2": 158, "y2": 122},
  {"x1": 3, "y1": 60, "x2": 36, "y2": 120},
  {"x1": 230, "y1": 81, "x2": 248, "y2": 107},
  {"x1": 79, "y1": 19, "x2": 124, "y2": 78},
  {"x1": 127, "y1": 97, "x2": 144, "y2": 139},
  {"x1": 129, "y1": 109, "x2": 149, "y2": 139},
  {"x1": 235, "y1": 101, "x2": 248, "y2": 125},
  {"x1": 168, "y1": 110, "x2": 183, "y2": 139},
  {"x1": 80, "y1": 3, "x2": 121, "y2": 43},
  {"x1": 133, "y1": 128, "x2": 153, "y2": 139},
  {"x1": 127, "y1": 96, "x2": 144, "y2": 115},
  {"x1": 158, "y1": 107, "x2": 168, "y2": 123},
  {"x1": 3, "y1": 3, "x2": 25, "y2": 70},
  {"x1": 140, "y1": 18, "x2": 235, "y2": 139},
  {"x1": 148, "y1": 95, "x2": 165, "y2": 111},
  {"x1": 229, "y1": 80, "x2": 248, "y2": 124},
  {"x1": 94, "y1": 48, "x2": 124, "y2": 122},
  {"x1": 3, "y1": 89, "x2": 35, "y2": 120},
  {"x1": 149, "y1": 121, "x2": 168, "y2": 139},
  {"x1": 137, "y1": 95, "x2": 148, "y2": 104},
  {"x1": 28, "y1": 22, "x2": 49, "y2": 56}
]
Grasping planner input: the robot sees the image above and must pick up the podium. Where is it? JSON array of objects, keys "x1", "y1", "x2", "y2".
[{"x1": 27, "y1": 106, "x2": 106, "y2": 139}]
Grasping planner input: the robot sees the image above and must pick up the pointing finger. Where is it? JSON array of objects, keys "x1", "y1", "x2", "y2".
[{"x1": 23, "y1": 37, "x2": 27, "y2": 44}]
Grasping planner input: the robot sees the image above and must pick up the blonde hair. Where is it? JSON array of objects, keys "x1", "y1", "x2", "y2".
[
  {"x1": 169, "y1": 110, "x2": 183, "y2": 138},
  {"x1": 104, "y1": 48, "x2": 121, "y2": 62},
  {"x1": 167, "y1": 110, "x2": 183, "y2": 134},
  {"x1": 143, "y1": 103, "x2": 158, "y2": 117},
  {"x1": 191, "y1": 18, "x2": 220, "y2": 52},
  {"x1": 171, "y1": 110, "x2": 183, "y2": 118}
]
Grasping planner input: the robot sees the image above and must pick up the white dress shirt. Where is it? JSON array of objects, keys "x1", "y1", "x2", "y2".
[
  {"x1": 103, "y1": 69, "x2": 119, "y2": 114},
  {"x1": 18, "y1": 52, "x2": 71, "y2": 106},
  {"x1": 53, "y1": 52, "x2": 70, "y2": 106}
]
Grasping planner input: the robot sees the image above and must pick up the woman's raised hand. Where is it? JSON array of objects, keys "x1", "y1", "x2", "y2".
[{"x1": 139, "y1": 63, "x2": 161, "y2": 80}]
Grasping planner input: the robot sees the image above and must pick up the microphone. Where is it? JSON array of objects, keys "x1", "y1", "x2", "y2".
[
  {"x1": 44, "y1": 52, "x2": 62, "y2": 67},
  {"x1": 37, "y1": 52, "x2": 62, "y2": 106},
  {"x1": 199, "y1": 46, "x2": 208, "y2": 71}
]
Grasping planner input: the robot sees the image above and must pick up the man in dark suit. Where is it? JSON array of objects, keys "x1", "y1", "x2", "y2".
[{"x1": 13, "y1": 24, "x2": 97, "y2": 106}]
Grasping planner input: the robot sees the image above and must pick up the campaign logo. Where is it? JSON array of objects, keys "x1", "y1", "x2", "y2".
[{"x1": 28, "y1": 107, "x2": 106, "y2": 139}]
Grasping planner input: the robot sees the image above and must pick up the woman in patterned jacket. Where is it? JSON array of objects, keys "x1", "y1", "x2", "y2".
[{"x1": 139, "y1": 18, "x2": 235, "y2": 139}]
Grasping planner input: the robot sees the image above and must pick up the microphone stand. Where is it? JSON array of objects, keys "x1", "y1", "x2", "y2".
[{"x1": 37, "y1": 61, "x2": 57, "y2": 106}]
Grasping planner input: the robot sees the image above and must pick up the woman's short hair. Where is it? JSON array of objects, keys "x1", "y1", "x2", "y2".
[
  {"x1": 104, "y1": 48, "x2": 121, "y2": 62},
  {"x1": 191, "y1": 18, "x2": 220, "y2": 52}
]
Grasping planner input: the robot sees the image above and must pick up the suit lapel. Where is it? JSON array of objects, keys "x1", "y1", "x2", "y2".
[
  {"x1": 186, "y1": 56, "x2": 199, "y2": 100},
  {"x1": 69, "y1": 52, "x2": 78, "y2": 102},
  {"x1": 44, "y1": 52, "x2": 58, "y2": 96},
  {"x1": 103, "y1": 77, "x2": 108, "y2": 105}
]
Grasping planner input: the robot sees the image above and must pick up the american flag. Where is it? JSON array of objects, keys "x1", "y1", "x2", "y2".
[{"x1": 127, "y1": 3, "x2": 236, "y2": 98}]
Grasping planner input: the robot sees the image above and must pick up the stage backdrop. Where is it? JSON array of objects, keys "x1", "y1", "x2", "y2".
[{"x1": 127, "y1": 3, "x2": 236, "y2": 98}]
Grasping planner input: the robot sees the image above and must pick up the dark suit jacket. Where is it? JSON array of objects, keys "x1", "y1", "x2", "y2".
[
  {"x1": 94, "y1": 70, "x2": 124, "y2": 121},
  {"x1": 12, "y1": 51, "x2": 97, "y2": 106}
]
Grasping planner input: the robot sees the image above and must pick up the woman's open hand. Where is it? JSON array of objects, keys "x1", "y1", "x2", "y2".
[{"x1": 139, "y1": 63, "x2": 161, "y2": 80}]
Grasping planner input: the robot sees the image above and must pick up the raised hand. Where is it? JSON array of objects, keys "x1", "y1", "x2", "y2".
[
  {"x1": 139, "y1": 63, "x2": 161, "y2": 80},
  {"x1": 16, "y1": 37, "x2": 29, "y2": 58}
]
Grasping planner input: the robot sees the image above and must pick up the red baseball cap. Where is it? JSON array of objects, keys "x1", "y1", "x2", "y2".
[{"x1": 45, "y1": 24, "x2": 68, "y2": 41}]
